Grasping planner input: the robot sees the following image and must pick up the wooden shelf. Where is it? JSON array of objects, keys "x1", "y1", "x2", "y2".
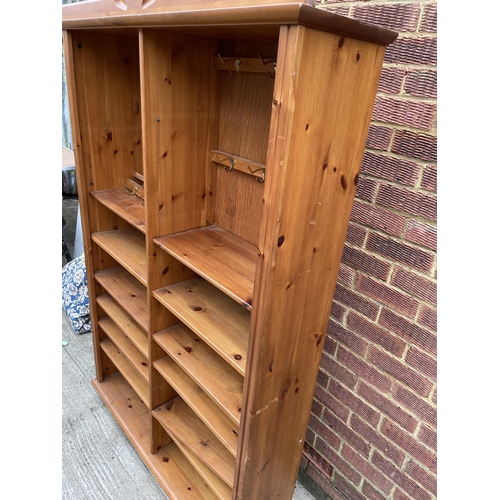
[
  {"x1": 91, "y1": 188, "x2": 146, "y2": 233},
  {"x1": 99, "y1": 316, "x2": 149, "y2": 382},
  {"x1": 91, "y1": 372, "x2": 218, "y2": 500},
  {"x1": 155, "y1": 324, "x2": 243, "y2": 427},
  {"x1": 154, "y1": 397, "x2": 235, "y2": 488},
  {"x1": 91, "y1": 229, "x2": 147, "y2": 286},
  {"x1": 154, "y1": 354, "x2": 239, "y2": 457},
  {"x1": 100, "y1": 337, "x2": 149, "y2": 407},
  {"x1": 96, "y1": 293, "x2": 148, "y2": 358},
  {"x1": 153, "y1": 278, "x2": 249, "y2": 376},
  {"x1": 176, "y1": 439, "x2": 233, "y2": 500},
  {"x1": 154, "y1": 226, "x2": 257, "y2": 310},
  {"x1": 95, "y1": 267, "x2": 148, "y2": 331}
]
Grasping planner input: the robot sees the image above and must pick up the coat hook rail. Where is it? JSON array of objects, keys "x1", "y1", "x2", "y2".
[
  {"x1": 214, "y1": 55, "x2": 276, "y2": 76},
  {"x1": 210, "y1": 150, "x2": 266, "y2": 182}
]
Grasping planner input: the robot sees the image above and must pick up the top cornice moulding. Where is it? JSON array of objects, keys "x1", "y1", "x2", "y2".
[{"x1": 61, "y1": 0, "x2": 398, "y2": 46}]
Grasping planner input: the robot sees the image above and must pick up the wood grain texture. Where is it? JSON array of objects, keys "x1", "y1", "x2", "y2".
[
  {"x1": 153, "y1": 278, "x2": 250, "y2": 376},
  {"x1": 235, "y1": 25, "x2": 387, "y2": 500},
  {"x1": 155, "y1": 324, "x2": 244, "y2": 427},
  {"x1": 154, "y1": 397, "x2": 236, "y2": 488},
  {"x1": 154, "y1": 354, "x2": 239, "y2": 457},
  {"x1": 61, "y1": 0, "x2": 397, "y2": 46},
  {"x1": 154, "y1": 226, "x2": 258, "y2": 310}
]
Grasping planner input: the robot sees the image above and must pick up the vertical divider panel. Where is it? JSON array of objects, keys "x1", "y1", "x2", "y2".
[
  {"x1": 236, "y1": 25, "x2": 386, "y2": 500},
  {"x1": 139, "y1": 28, "x2": 218, "y2": 454}
]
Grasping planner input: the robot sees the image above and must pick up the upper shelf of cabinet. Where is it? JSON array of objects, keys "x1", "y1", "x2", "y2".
[
  {"x1": 61, "y1": 0, "x2": 397, "y2": 46},
  {"x1": 154, "y1": 226, "x2": 258, "y2": 311}
]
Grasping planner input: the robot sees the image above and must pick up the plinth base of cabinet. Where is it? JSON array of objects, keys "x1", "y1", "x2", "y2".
[{"x1": 91, "y1": 373, "x2": 218, "y2": 499}]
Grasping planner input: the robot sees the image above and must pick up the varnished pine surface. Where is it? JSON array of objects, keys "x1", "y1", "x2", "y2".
[
  {"x1": 153, "y1": 278, "x2": 250, "y2": 376},
  {"x1": 154, "y1": 226, "x2": 257, "y2": 310},
  {"x1": 155, "y1": 324, "x2": 244, "y2": 427}
]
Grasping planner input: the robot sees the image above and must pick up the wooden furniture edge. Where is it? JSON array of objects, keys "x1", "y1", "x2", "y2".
[{"x1": 62, "y1": 1, "x2": 397, "y2": 46}]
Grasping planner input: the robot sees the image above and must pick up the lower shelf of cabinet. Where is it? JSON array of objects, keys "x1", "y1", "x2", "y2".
[{"x1": 91, "y1": 372, "x2": 220, "y2": 500}]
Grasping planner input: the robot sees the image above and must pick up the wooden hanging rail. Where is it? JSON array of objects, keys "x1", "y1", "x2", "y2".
[
  {"x1": 210, "y1": 150, "x2": 265, "y2": 182},
  {"x1": 214, "y1": 55, "x2": 276, "y2": 76}
]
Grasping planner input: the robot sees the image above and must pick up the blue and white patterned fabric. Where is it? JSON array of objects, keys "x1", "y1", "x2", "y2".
[{"x1": 62, "y1": 254, "x2": 91, "y2": 334}]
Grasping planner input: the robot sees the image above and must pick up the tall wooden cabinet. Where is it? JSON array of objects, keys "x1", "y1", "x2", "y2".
[{"x1": 62, "y1": 1, "x2": 397, "y2": 498}]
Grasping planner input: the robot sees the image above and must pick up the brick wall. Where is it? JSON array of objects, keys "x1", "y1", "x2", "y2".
[{"x1": 300, "y1": 1, "x2": 437, "y2": 499}]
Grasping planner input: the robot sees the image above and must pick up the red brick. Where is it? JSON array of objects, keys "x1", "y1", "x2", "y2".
[
  {"x1": 316, "y1": 368, "x2": 329, "y2": 389},
  {"x1": 376, "y1": 183, "x2": 437, "y2": 221},
  {"x1": 303, "y1": 441, "x2": 334, "y2": 478},
  {"x1": 346, "y1": 222, "x2": 367, "y2": 246},
  {"x1": 366, "y1": 233, "x2": 434, "y2": 273},
  {"x1": 342, "y1": 245, "x2": 391, "y2": 281},
  {"x1": 330, "y1": 300, "x2": 346, "y2": 322},
  {"x1": 351, "y1": 414, "x2": 405, "y2": 467},
  {"x1": 406, "y1": 347, "x2": 437, "y2": 381},
  {"x1": 404, "y1": 221, "x2": 437, "y2": 252},
  {"x1": 356, "y1": 175, "x2": 378, "y2": 202},
  {"x1": 378, "y1": 66, "x2": 406, "y2": 94},
  {"x1": 322, "y1": 5, "x2": 350, "y2": 17},
  {"x1": 392, "y1": 129, "x2": 437, "y2": 162},
  {"x1": 356, "y1": 274, "x2": 420, "y2": 319},
  {"x1": 421, "y1": 2, "x2": 437, "y2": 33},
  {"x1": 311, "y1": 398, "x2": 324, "y2": 419},
  {"x1": 385, "y1": 37, "x2": 437, "y2": 66},
  {"x1": 316, "y1": 439, "x2": 362, "y2": 485},
  {"x1": 300, "y1": 454, "x2": 308, "y2": 470},
  {"x1": 348, "y1": 311, "x2": 406, "y2": 357},
  {"x1": 323, "y1": 408, "x2": 371, "y2": 457},
  {"x1": 337, "y1": 346, "x2": 393, "y2": 392},
  {"x1": 358, "y1": 381, "x2": 418, "y2": 433},
  {"x1": 321, "y1": 352, "x2": 357, "y2": 389},
  {"x1": 393, "y1": 384, "x2": 437, "y2": 427},
  {"x1": 351, "y1": 199, "x2": 407, "y2": 237},
  {"x1": 380, "y1": 308, "x2": 437, "y2": 356},
  {"x1": 361, "y1": 151, "x2": 420, "y2": 187},
  {"x1": 418, "y1": 425, "x2": 437, "y2": 452},
  {"x1": 352, "y1": 3, "x2": 420, "y2": 32},
  {"x1": 306, "y1": 427, "x2": 316, "y2": 447},
  {"x1": 421, "y1": 165, "x2": 437, "y2": 192},
  {"x1": 368, "y1": 345, "x2": 433, "y2": 397},
  {"x1": 362, "y1": 481, "x2": 387, "y2": 500},
  {"x1": 330, "y1": 378, "x2": 380, "y2": 427},
  {"x1": 431, "y1": 387, "x2": 437, "y2": 404},
  {"x1": 406, "y1": 460, "x2": 437, "y2": 496},
  {"x1": 306, "y1": 464, "x2": 346, "y2": 500},
  {"x1": 372, "y1": 451, "x2": 432, "y2": 500},
  {"x1": 373, "y1": 96, "x2": 436, "y2": 131},
  {"x1": 343, "y1": 444, "x2": 393, "y2": 494},
  {"x1": 315, "y1": 385, "x2": 349, "y2": 423},
  {"x1": 334, "y1": 283, "x2": 380, "y2": 320},
  {"x1": 404, "y1": 69, "x2": 437, "y2": 99},
  {"x1": 394, "y1": 489, "x2": 413, "y2": 500},
  {"x1": 417, "y1": 304, "x2": 437, "y2": 332},
  {"x1": 327, "y1": 319, "x2": 368, "y2": 355},
  {"x1": 366, "y1": 125, "x2": 393, "y2": 151},
  {"x1": 391, "y1": 266, "x2": 437, "y2": 304},
  {"x1": 381, "y1": 419, "x2": 437, "y2": 473},
  {"x1": 322, "y1": 334, "x2": 337, "y2": 357},
  {"x1": 308, "y1": 414, "x2": 341, "y2": 451},
  {"x1": 332, "y1": 471, "x2": 365, "y2": 500},
  {"x1": 338, "y1": 262, "x2": 356, "y2": 286}
]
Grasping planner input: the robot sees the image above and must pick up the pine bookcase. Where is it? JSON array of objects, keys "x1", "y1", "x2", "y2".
[{"x1": 62, "y1": 1, "x2": 397, "y2": 498}]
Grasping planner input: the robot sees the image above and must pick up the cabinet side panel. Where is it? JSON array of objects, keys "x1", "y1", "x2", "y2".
[{"x1": 236, "y1": 26, "x2": 386, "y2": 500}]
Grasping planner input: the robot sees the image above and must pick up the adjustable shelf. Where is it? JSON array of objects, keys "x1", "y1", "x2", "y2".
[
  {"x1": 155, "y1": 324, "x2": 243, "y2": 427},
  {"x1": 153, "y1": 279, "x2": 249, "y2": 376},
  {"x1": 91, "y1": 189, "x2": 146, "y2": 233},
  {"x1": 91, "y1": 229, "x2": 147, "y2": 286},
  {"x1": 63, "y1": 1, "x2": 397, "y2": 497},
  {"x1": 95, "y1": 267, "x2": 148, "y2": 331},
  {"x1": 154, "y1": 226, "x2": 258, "y2": 310},
  {"x1": 154, "y1": 355, "x2": 239, "y2": 457},
  {"x1": 154, "y1": 397, "x2": 235, "y2": 488}
]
